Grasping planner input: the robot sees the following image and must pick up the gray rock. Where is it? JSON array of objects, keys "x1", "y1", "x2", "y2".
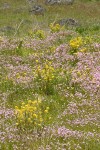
[
  {"x1": 29, "y1": 5, "x2": 46, "y2": 15},
  {"x1": 55, "y1": 18, "x2": 79, "y2": 27},
  {"x1": 45, "y1": 0, "x2": 61, "y2": 5},
  {"x1": 45, "y1": 0, "x2": 74, "y2": 5}
]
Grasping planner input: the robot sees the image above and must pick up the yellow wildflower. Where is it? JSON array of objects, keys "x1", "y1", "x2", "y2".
[
  {"x1": 70, "y1": 37, "x2": 82, "y2": 49},
  {"x1": 16, "y1": 123, "x2": 19, "y2": 126},
  {"x1": 36, "y1": 60, "x2": 38, "y2": 63},
  {"x1": 33, "y1": 114, "x2": 37, "y2": 118},
  {"x1": 44, "y1": 109, "x2": 48, "y2": 113},
  {"x1": 28, "y1": 118, "x2": 31, "y2": 122}
]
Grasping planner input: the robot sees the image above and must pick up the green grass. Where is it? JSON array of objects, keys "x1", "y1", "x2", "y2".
[{"x1": 0, "y1": 0, "x2": 100, "y2": 37}]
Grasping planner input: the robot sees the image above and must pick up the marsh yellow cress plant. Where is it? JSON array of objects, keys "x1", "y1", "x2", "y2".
[
  {"x1": 35, "y1": 62, "x2": 55, "y2": 94},
  {"x1": 69, "y1": 37, "x2": 83, "y2": 54},
  {"x1": 36, "y1": 63, "x2": 55, "y2": 82},
  {"x1": 15, "y1": 100, "x2": 50, "y2": 129},
  {"x1": 28, "y1": 29, "x2": 45, "y2": 39},
  {"x1": 50, "y1": 23, "x2": 61, "y2": 33},
  {"x1": 35, "y1": 30, "x2": 45, "y2": 39},
  {"x1": 70, "y1": 37, "x2": 83, "y2": 49}
]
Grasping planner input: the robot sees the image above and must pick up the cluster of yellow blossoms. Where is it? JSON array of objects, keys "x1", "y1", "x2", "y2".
[
  {"x1": 15, "y1": 100, "x2": 49, "y2": 128},
  {"x1": 36, "y1": 62, "x2": 55, "y2": 82},
  {"x1": 50, "y1": 23, "x2": 61, "y2": 33},
  {"x1": 69, "y1": 37, "x2": 83, "y2": 49},
  {"x1": 28, "y1": 29, "x2": 45, "y2": 39},
  {"x1": 34, "y1": 30, "x2": 45, "y2": 39}
]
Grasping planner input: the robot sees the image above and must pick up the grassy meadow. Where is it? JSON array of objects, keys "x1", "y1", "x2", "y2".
[{"x1": 0, "y1": 0, "x2": 100, "y2": 150}]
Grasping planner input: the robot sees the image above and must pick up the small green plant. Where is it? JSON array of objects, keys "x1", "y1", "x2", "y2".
[{"x1": 75, "y1": 26, "x2": 89, "y2": 35}]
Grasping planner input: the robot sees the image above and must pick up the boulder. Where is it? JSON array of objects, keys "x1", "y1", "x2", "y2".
[
  {"x1": 29, "y1": 5, "x2": 46, "y2": 15},
  {"x1": 45, "y1": 0, "x2": 74, "y2": 5},
  {"x1": 45, "y1": 0, "x2": 61, "y2": 5},
  {"x1": 55, "y1": 18, "x2": 80, "y2": 27}
]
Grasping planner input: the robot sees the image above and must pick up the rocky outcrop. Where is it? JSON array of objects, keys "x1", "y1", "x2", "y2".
[
  {"x1": 55, "y1": 18, "x2": 80, "y2": 27},
  {"x1": 29, "y1": 5, "x2": 46, "y2": 15}
]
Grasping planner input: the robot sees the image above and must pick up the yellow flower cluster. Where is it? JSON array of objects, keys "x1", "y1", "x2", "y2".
[
  {"x1": 50, "y1": 23, "x2": 61, "y2": 33},
  {"x1": 79, "y1": 48, "x2": 87, "y2": 52},
  {"x1": 36, "y1": 62, "x2": 55, "y2": 82},
  {"x1": 35, "y1": 30, "x2": 45, "y2": 39},
  {"x1": 28, "y1": 29, "x2": 45, "y2": 39},
  {"x1": 69, "y1": 37, "x2": 83, "y2": 49},
  {"x1": 15, "y1": 100, "x2": 49, "y2": 128}
]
